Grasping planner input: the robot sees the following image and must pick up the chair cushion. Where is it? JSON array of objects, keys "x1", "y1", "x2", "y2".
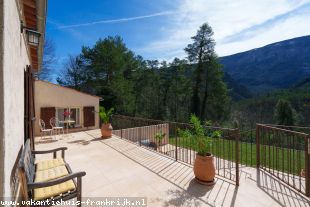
[
  {"x1": 35, "y1": 165, "x2": 69, "y2": 182},
  {"x1": 33, "y1": 180, "x2": 75, "y2": 201},
  {"x1": 36, "y1": 158, "x2": 65, "y2": 171}
]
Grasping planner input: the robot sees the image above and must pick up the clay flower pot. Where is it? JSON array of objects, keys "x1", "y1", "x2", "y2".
[
  {"x1": 193, "y1": 153, "x2": 216, "y2": 185},
  {"x1": 101, "y1": 123, "x2": 113, "y2": 138}
]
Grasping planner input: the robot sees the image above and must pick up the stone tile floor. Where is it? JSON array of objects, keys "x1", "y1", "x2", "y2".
[{"x1": 35, "y1": 130, "x2": 310, "y2": 207}]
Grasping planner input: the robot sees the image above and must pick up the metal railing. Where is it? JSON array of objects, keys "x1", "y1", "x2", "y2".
[
  {"x1": 256, "y1": 124, "x2": 310, "y2": 196},
  {"x1": 111, "y1": 115, "x2": 240, "y2": 185},
  {"x1": 236, "y1": 129, "x2": 256, "y2": 168},
  {"x1": 111, "y1": 116, "x2": 310, "y2": 195}
]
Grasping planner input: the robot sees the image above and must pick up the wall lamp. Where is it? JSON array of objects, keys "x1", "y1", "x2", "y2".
[{"x1": 20, "y1": 21, "x2": 41, "y2": 46}]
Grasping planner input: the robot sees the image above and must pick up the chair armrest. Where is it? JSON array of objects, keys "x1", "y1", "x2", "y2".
[
  {"x1": 28, "y1": 171, "x2": 86, "y2": 189},
  {"x1": 32, "y1": 147, "x2": 68, "y2": 158}
]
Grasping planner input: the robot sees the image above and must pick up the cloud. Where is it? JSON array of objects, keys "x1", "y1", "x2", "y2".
[
  {"x1": 47, "y1": 18, "x2": 87, "y2": 41},
  {"x1": 221, "y1": 3, "x2": 310, "y2": 44},
  {"x1": 139, "y1": 0, "x2": 310, "y2": 60},
  {"x1": 58, "y1": 11, "x2": 175, "y2": 29}
]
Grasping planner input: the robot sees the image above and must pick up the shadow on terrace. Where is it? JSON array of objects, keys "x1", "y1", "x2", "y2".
[{"x1": 34, "y1": 128, "x2": 310, "y2": 207}]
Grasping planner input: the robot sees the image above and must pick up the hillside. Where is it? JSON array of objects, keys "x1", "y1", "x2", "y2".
[
  {"x1": 233, "y1": 87, "x2": 310, "y2": 126},
  {"x1": 220, "y1": 36, "x2": 310, "y2": 93},
  {"x1": 223, "y1": 72, "x2": 252, "y2": 100}
]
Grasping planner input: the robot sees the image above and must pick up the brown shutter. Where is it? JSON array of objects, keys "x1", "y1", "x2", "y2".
[
  {"x1": 83, "y1": 106, "x2": 95, "y2": 127},
  {"x1": 40, "y1": 107, "x2": 55, "y2": 129}
]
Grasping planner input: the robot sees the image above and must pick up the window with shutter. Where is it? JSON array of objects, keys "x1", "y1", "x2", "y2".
[
  {"x1": 83, "y1": 106, "x2": 95, "y2": 127},
  {"x1": 40, "y1": 107, "x2": 56, "y2": 129}
]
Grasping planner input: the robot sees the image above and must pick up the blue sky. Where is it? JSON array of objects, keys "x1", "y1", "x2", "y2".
[{"x1": 47, "y1": 0, "x2": 310, "y2": 79}]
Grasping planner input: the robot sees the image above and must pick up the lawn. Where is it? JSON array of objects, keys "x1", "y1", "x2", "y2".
[{"x1": 169, "y1": 136, "x2": 305, "y2": 175}]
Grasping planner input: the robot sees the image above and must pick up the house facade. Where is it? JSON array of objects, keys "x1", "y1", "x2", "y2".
[
  {"x1": 34, "y1": 80, "x2": 100, "y2": 136},
  {"x1": 0, "y1": 0, "x2": 47, "y2": 199}
]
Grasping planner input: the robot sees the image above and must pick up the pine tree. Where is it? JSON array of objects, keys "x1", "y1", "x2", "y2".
[
  {"x1": 185, "y1": 23, "x2": 229, "y2": 121},
  {"x1": 274, "y1": 99, "x2": 296, "y2": 125}
]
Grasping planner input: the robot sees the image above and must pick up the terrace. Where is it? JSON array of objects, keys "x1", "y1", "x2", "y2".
[{"x1": 34, "y1": 124, "x2": 310, "y2": 206}]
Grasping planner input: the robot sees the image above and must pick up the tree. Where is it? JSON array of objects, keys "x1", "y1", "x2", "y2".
[
  {"x1": 56, "y1": 36, "x2": 144, "y2": 114},
  {"x1": 39, "y1": 37, "x2": 57, "y2": 81},
  {"x1": 56, "y1": 55, "x2": 89, "y2": 91},
  {"x1": 201, "y1": 56, "x2": 230, "y2": 121},
  {"x1": 167, "y1": 58, "x2": 191, "y2": 121},
  {"x1": 55, "y1": 33, "x2": 230, "y2": 123},
  {"x1": 185, "y1": 23, "x2": 229, "y2": 121},
  {"x1": 274, "y1": 99, "x2": 297, "y2": 125}
]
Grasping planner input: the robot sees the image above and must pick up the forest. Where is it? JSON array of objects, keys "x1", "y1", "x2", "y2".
[{"x1": 41, "y1": 23, "x2": 310, "y2": 128}]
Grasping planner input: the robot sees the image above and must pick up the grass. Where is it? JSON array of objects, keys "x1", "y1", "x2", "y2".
[{"x1": 169, "y1": 136, "x2": 305, "y2": 175}]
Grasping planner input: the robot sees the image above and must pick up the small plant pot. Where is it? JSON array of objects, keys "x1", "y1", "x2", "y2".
[
  {"x1": 193, "y1": 153, "x2": 216, "y2": 185},
  {"x1": 149, "y1": 141, "x2": 158, "y2": 150},
  {"x1": 101, "y1": 123, "x2": 113, "y2": 138}
]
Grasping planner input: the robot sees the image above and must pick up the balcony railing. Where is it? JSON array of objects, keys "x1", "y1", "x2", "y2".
[
  {"x1": 111, "y1": 115, "x2": 240, "y2": 185},
  {"x1": 256, "y1": 124, "x2": 310, "y2": 196},
  {"x1": 111, "y1": 115, "x2": 310, "y2": 197}
]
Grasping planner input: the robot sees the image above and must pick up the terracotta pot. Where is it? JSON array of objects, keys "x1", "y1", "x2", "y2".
[
  {"x1": 101, "y1": 123, "x2": 113, "y2": 138},
  {"x1": 149, "y1": 142, "x2": 157, "y2": 150},
  {"x1": 193, "y1": 153, "x2": 216, "y2": 184}
]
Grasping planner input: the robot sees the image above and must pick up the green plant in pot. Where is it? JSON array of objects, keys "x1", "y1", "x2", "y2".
[
  {"x1": 153, "y1": 132, "x2": 166, "y2": 152},
  {"x1": 99, "y1": 106, "x2": 114, "y2": 138},
  {"x1": 179, "y1": 115, "x2": 219, "y2": 185}
]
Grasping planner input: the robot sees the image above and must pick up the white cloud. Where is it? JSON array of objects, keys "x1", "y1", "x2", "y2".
[
  {"x1": 139, "y1": 0, "x2": 310, "y2": 60},
  {"x1": 58, "y1": 11, "x2": 175, "y2": 29}
]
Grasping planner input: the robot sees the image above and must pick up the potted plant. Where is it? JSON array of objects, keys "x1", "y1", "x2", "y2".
[
  {"x1": 99, "y1": 106, "x2": 114, "y2": 138},
  {"x1": 153, "y1": 132, "x2": 166, "y2": 151},
  {"x1": 179, "y1": 115, "x2": 218, "y2": 185}
]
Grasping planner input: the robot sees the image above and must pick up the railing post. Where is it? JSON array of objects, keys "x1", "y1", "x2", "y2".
[
  {"x1": 305, "y1": 136, "x2": 310, "y2": 197},
  {"x1": 175, "y1": 129, "x2": 178, "y2": 161},
  {"x1": 121, "y1": 129, "x2": 123, "y2": 139},
  {"x1": 235, "y1": 128, "x2": 240, "y2": 186},
  {"x1": 256, "y1": 124, "x2": 260, "y2": 168},
  {"x1": 139, "y1": 127, "x2": 142, "y2": 146}
]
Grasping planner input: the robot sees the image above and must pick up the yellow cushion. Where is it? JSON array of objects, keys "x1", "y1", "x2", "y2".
[
  {"x1": 33, "y1": 180, "x2": 75, "y2": 201},
  {"x1": 35, "y1": 166, "x2": 69, "y2": 182},
  {"x1": 35, "y1": 158, "x2": 65, "y2": 171}
]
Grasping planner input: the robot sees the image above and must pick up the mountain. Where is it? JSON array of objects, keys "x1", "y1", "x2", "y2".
[
  {"x1": 220, "y1": 36, "x2": 310, "y2": 93},
  {"x1": 223, "y1": 72, "x2": 252, "y2": 101},
  {"x1": 294, "y1": 75, "x2": 310, "y2": 89}
]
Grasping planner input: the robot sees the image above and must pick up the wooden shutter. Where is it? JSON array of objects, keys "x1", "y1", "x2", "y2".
[
  {"x1": 83, "y1": 106, "x2": 95, "y2": 127},
  {"x1": 40, "y1": 107, "x2": 55, "y2": 129},
  {"x1": 24, "y1": 65, "x2": 36, "y2": 149}
]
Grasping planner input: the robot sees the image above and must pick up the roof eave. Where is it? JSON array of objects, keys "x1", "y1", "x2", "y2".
[{"x1": 36, "y1": 0, "x2": 47, "y2": 71}]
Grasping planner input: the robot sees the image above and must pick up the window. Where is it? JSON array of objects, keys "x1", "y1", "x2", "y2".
[
  {"x1": 70, "y1": 108, "x2": 81, "y2": 126},
  {"x1": 56, "y1": 107, "x2": 81, "y2": 128}
]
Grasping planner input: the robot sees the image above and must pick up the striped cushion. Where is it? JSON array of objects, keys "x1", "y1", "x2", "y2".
[
  {"x1": 35, "y1": 158, "x2": 65, "y2": 171},
  {"x1": 33, "y1": 165, "x2": 76, "y2": 201},
  {"x1": 33, "y1": 180, "x2": 75, "y2": 201},
  {"x1": 35, "y1": 165, "x2": 69, "y2": 182}
]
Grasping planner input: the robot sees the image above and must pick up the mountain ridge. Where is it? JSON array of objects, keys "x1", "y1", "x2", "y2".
[{"x1": 220, "y1": 36, "x2": 310, "y2": 93}]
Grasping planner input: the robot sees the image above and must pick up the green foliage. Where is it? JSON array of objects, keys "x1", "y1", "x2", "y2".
[
  {"x1": 231, "y1": 88, "x2": 310, "y2": 128},
  {"x1": 99, "y1": 106, "x2": 114, "y2": 124},
  {"x1": 57, "y1": 27, "x2": 229, "y2": 124},
  {"x1": 211, "y1": 131, "x2": 221, "y2": 139},
  {"x1": 178, "y1": 115, "x2": 215, "y2": 156},
  {"x1": 274, "y1": 99, "x2": 297, "y2": 125},
  {"x1": 177, "y1": 115, "x2": 223, "y2": 156},
  {"x1": 185, "y1": 23, "x2": 229, "y2": 121},
  {"x1": 154, "y1": 132, "x2": 166, "y2": 145}
]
